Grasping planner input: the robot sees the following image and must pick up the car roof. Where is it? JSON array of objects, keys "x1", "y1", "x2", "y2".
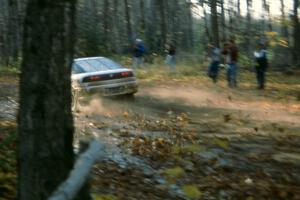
[{"x1": 74, "y1": 57, "x2": 106, "y2": 61}]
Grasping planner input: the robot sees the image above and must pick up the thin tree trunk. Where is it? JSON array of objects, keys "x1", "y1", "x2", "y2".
[
  {"x1": 280, "y1": 0, "x2": 289, "y2": 41},
  {"x1": 173, "y1": 0, "x2": 180, "y2": 47},
  {"x1": 227, "y1": 1, "x2": 234, "y2": 37},
  {"x1": 0, "y1": 0, "x2": 9, "y2": 65},
  {"x1": 245, "y1": 0, "x2": 252, "y2": 53},
  {"x1": 103, "y1": 0, "x2": 110, "y2": 52},
  {"x1": 139, "y1": 0, "x2": 145, "y2": 35},
  {"x1": 124, "y1": 0, "x2": 133, "y2": 44},
  {"x1": 203, "y1": 6, "x2": 211, "y2": 44},
  {"x1": 262, "y1": 0, "x2": 272, "y2": 31},
  {"x1": 112, "y1": 0, "x2": 121, "y2": 53},
  {"x1": 186, "y1": 0, "x2": 194, "y2": 49},
  {"x1": 237, "y1": 0, "x2": 241, "y2": 17},
  {"x1": 157, "y1": 0, "x2": 167, "y2": 50},
  {"x1": 292, "y1": 0, "x2": 300, "y2": 66},
  {"x1": 8, "y1": 0, "x2": 20, "y2": 63},
  {"x1": 210, "y1": 0, "x2": 219, "y2": 47},
  {"x1": 18, "y1": 0, "x2": 90, "y2": 199},
  {"x1": 220, "y1": 0, "x2": 226, "y2": 42}
]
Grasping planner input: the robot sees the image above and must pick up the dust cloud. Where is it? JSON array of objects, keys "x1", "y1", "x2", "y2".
[
  {"x1": 77, "y1": 98, "x2": 105, "y2": 115},
  {"x1": 139, "y1": 86, "x2": 300, "y2": 124}
]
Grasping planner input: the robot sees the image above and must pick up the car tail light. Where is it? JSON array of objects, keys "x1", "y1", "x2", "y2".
[
  {"x1": 121, "y1": 72, "x2": 130, "y2": 77},
  {"x1": 89, "y1": 76, "x2": 101, "y2": 81},
  {"x1": 83, "y1": 75, "x2": 101, "y2": 82}
]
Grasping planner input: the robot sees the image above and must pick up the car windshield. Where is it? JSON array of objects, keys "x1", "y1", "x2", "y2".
[{"x1": 72, "y1": 57, "x2": 123, "y2": 74}]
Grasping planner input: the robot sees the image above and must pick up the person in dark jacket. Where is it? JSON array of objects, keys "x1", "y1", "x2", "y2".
[
  {"x1": 133, "y1": 38, "x2": 146, "y2": 68},
  {"x1": 222, "y1": 39, "x2": 239, "y2": 88},
  {"x1": 254, "y1": 43, "x2": 268, "y2": 89}
]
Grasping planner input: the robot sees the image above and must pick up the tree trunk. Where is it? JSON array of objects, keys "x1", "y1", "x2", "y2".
[
  {"x1": 237, "y1": 0, "x2": 241, "y2": 17},
  {"x1": 172, "y1": 0, "x2": 180, "y2": 47},
  {"x1": 262, "y1": 0, "x2": 272, "y2": 32},
  {"x1": 293, "y1": 0, "x2": 300, "y2": 66},
  {"x1": 186, "y1": 0, "x2": 194, "y2": 49},
  {"x1": 210, "y1": 0, "x2": 219, "y2": 47},
  {"x1": 103, "y1": 0, "x2": 110, "y2": 52},
  {"x1": 124, "y1": 0, "x2": 133, "y2": 44},
  {"x1": 157, "y1": 0, "x2": 167, "y2": 51},
  {"x1": 245, "y1": 0, "x2": 252, "y2": 53},
  {"x1": 18, "y1": 0, "x2": 90, "y2": 199},
  {"x1": 112, "y1": 0, "x2": 121, "y2": 53},
  {"x1": 7, "y1": 0, "x2": 20, "y2": 63},
  {"x1": 220, "y1": 0, "x2": 226, "y2": 42},
  {"x1": 0, "y1": 0, "x2": 9, "y2": 66},
  {"x1": 280, "y1": 0, "x2": 289, "y2": 41},
  {"x1": 202, "y1": 5, "x2": 211, "y2": 44},
  {"x1": 139, "y1": 0, "x2": 145, "y2": 36},
  {"x1": 227, "y1": 1, "x2": 234, "y2": 36}
]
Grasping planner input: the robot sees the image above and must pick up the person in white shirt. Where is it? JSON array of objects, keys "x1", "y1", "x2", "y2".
[
  {"x1": 254, "y1": 43, "x2": 268, "y2": 89},
  {"x1": 207, "y1": 43, "x2": 221, "y2": 83}
]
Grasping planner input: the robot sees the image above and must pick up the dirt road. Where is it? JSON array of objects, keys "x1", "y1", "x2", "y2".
[
  {"x1": 1, "y1": 69, "x2": 299, "y2": 199},
  {"x1": 75, "y1": 82, "x2": 300, "y2": 199}
]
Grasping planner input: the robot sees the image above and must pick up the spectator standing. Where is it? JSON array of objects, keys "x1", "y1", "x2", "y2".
[
  {"x1": 222, "y1": 39, "x2": 238, "y2": 88},
  {"x1": 254, "y1": 43, "x2": 268, "y2": 89},
  {"x1": 207, "y1": 43, "x2": 221, "y2": 83},
  {"x1": 133, "y1": 38, "x2": 146, "y2": 68},
  {"x1": 165, "y1": 44, "x2": 176, "y2": 69}
]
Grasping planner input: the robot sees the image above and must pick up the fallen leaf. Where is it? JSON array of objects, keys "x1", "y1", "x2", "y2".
[
  {"x1": 182, "y1": 144, "x2": 204, "y2": 153},
  {"x1": 182, "y1": 185, "x2": 202, "y2": 199},
  {"x1": 162, "y1": 167, "x2": 185, "y2": 179},
  {"x1": 92, "y1": 194, "x2": 118, "y2": 200},
  {"x1": 213, "y1": 138, "x2": 229, "y2": 149}
]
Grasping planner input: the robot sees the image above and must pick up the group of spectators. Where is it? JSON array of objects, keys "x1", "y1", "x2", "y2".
[
  {"x1": 207, "y1": 39, "x2": 268, "y2": 89},
  {"x1": 132, "y1": 38, "x2": 176, "y2": 69},
  {"x1": 132, "y1": 38, "x2": 268, "y2": 90}
]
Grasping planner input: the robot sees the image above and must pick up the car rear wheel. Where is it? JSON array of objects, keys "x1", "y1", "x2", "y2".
[{"x1": 122, "y1": 93, "x2": 135, "y2": 100}]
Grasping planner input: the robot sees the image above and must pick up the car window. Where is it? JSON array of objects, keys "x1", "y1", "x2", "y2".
[
  {"x1": 75, "y1": 60, "x2": 97, "y2": 73},
  {"x1": 72, "y1": 63, "x2": 85, "y2": 74},
  {"x1": 73, "y1": 58, "x2": 123, "y2": 73},
  {"x1": 99, "y1": 58, "x2": 123, "y2": 69},
  {"x1": 85, "y1": 59, "x2": 105, "y2": 71}
]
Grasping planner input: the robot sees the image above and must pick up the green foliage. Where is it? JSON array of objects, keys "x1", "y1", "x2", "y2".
[
  {"x1": 0, "y1": 121, "x2": 17, "y2": 200},
  {"x1": 0, "y1": 57, "x2": 21, "y2": 74},
  {"x1": 238, "y1": 53, "x2": 255, "y2": 69},
  {"x1": 0, "y1": 121, "x2": 17, "y2": 172}
]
